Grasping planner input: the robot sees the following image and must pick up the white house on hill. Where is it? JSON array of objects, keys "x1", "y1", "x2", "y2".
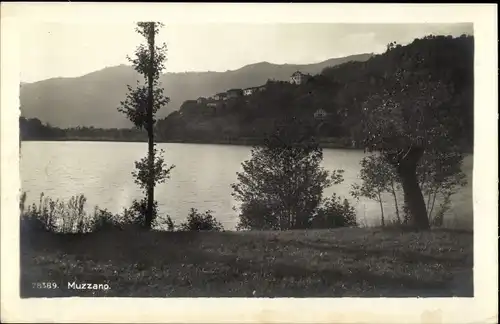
[
  {"x1": 314, "y1": 108, "x2": 327, "y2": 120},
  {"x1": 213, "y1": 93, "x2": 228, "y2": 101},
  {"x1": 290, "y1": 71, "x2": 311, "y2": 85},
  {"x1": 243, "y1": 87, "x2": 257, "y2": 96}
]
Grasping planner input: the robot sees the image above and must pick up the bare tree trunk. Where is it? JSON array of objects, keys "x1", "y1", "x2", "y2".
[
  {"x1": 145, "y1": 22, "x2": 155, "y2": 229},
  {"x1": 378, "y1": 192, "x2": 385, "y2": 227},
  {"x1": 390, "y1": 181, "x2": 401, "y2": 224},
  {"x1": 396, "y1": 147, "x2": 430, "y2": 230},
  {"x1": 428, "y1": 189, "x2": 439, "y2": 222}
]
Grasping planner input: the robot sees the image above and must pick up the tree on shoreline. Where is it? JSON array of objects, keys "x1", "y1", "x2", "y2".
[
  {"x1": 417, "y1": 149, "x2": 468, "y2": 226},
  {"x1": 350, "y1": 154, "x2": 401, "y2": 226},
  {"x1": 360, "y1": 36, "x2": 472, "y2": 230},
  {"x1": 351, "y1": 151, "x2": 467, "y2": 227},
  {"x1": 118, "y1": 22, "x2": 174, "y2": 229},
  {"x1": 232, "y1": 117, "x2": 351, "y2": 230}
]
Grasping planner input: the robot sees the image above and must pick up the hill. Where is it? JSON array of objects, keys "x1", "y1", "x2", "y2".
[
  {"x1": 19, "y1": 54, "x2": 373, "y2": 129},
  {"x1": 155, "y1": 35, "x2": 473, "y2": 150}
]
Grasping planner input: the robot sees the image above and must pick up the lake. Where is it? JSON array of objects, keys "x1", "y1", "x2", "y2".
[{"x1": 20, "y1": 141, "x2": 473, "y2": 230}]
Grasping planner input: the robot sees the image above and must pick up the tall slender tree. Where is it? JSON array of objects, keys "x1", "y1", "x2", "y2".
[{"x1": 118, "y1": 22, "x2": 174, "y2": 229}]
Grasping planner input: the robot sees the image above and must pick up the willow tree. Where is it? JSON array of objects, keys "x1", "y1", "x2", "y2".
[
  {"x1": 118, "y1": 22, "x2": 174, "y2": 229},
  {"x1": 361, "y1": 43, "x2": 464, "y2": 230}
]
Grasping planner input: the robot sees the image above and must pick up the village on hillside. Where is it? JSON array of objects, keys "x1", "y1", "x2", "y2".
[
  {"x1": 196, "y1": 71, "x2": 310, "y2": 102},
  {"x1": 186, "y1": 71, "x2": 327, "y2": 119}
]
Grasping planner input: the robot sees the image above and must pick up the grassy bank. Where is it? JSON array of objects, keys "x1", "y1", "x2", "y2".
[{"x1": 21, "y1": 227, "x2": 473, "y2": 298}]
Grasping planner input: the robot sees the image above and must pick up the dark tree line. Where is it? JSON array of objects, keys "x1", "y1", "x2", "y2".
[
  {"x1": 19, "y1": 117, "x2": 65, "y2": 140},
  {"x1": 19, "y1": 117, "x2": 147, "y2": 142}
]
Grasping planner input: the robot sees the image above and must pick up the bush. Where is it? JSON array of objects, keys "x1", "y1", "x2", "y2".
[
  {"x1": 121, "y1": 198, "x2": 155, "y2": 228},
  {"x1": 121, "y1": 198, "x2": 175, "y2": 231},
  {"x1": 311, "y1": 194, "x2": 357, "y2": 229},
  {"x1": 20, "y1": 193, "x2": 94, "y2": 234},
  {"x1": 20, "y1": 192, "x2": 54, "y2": 234},
  {"x1": 232, "y1": 118, "x2": 344, "y2": 230},
  {"x1": 179, "y1": 208, "x2": 224, "y2": 232},
  {"x1": 153, "y1": 214, "x2": 176, "y2": 231},
  {"x1": 90, "y1": 208, "x2": 123, "y2": 232},
  {"x1": 20, "y1": 192, "x2": 179, "y2": 234},
  {"x1": 236, "y1": 200, "x2": 277, "y2": 231}
]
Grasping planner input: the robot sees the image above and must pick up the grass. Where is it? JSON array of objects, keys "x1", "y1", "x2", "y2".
[{"x1": 20, "y1": 227, "x2": 473, "y2": 298}]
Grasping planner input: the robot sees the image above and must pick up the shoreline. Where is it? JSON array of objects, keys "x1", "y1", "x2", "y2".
[
  {"x1": 20, "y1": 138, "x2": 364, "y2": 150},
  {"x1": 19, "y1": 138, "x2": 474, "y2": 153}
]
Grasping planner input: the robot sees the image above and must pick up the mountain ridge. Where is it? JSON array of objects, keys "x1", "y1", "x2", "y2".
[{"x1": 20, "y1": 53, "x2": 373, "y2": 128}]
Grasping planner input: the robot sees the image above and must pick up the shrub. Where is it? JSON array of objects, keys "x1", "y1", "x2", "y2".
[
  {"x1": 19, "y1": 192, "x2": 178, "y2": 234},
  {"x1": 22, "y1": 193, "x2": 92, "y2": 234},
  {"x1": 20, "y1": 193, "x2": 58, "y2": 234},
  {"x1": 232, "y1": 118, "x2": 345, "y2": 230},
  {"x1": 121, "y1": 198, "x2": 176, "y2": 231},
  {"x1": 311, "y1": 194, "x2": 357, "y2": 229},
  {"x1": 90, "y1": 207, "x2": 122, "y2": 232},
  {"x1": 20, "y1": 192, "x2": 56, "y2": 235},
  {"x1": 179, "y1": 208, "x2": 224, "y2": 232},
  {"x1": 236, "y1": 200, "x2": 277, "y2": 231},
  {"x1": 62, "y1": 194, "x2": 89, "y2": 233},
  {"x1": 121, "y1": 198, "x2": 158, "y2": 228},
  {"x1": 153, "y1": 213, "x2": 176, "y2": 231}
]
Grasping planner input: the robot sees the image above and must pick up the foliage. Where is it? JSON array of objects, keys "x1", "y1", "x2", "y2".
[
  {"x1": 232, "y1": 118, "x2": 345, "y2": 230},
  {"x1": 19, "y1": 117, "x2": 65, "y2": 140},
  {"x1": 118, "y1": 83, "x2": 170, "y2": 130},
  {"x1": 351, "y1": 149, "x2": 468, "y2": 228},
  {"x1": 356, "y1": 36, "x2": 473, "y2": 229},
  {"x1": 132, "y1": 147, "x2": 175, "y2": 190},
  {"x1": 418, "y1": 149, "x2": 468, "y2": 226},
  {"x1": 119, "y1": 197, "x2": 176, "y2": 231},
  {"x1": 118, "y1": 23, "x2": 170, "y2": 130},
  {"x1": 19, "y1": 117, "x2": 148, "y2": 142},
  {"x1": 117, "y1": 22, "x2": 173, "y2": 229},
  {"x1": 155, "y1": 213, "x2": 176, "y2": 231},
  {"x1": 179, "y1": 208, "x2": 224, "y2": 232},
  {"x1": 350, "y1": 154, "x2": 401, "y2": 226},
  {"x1": 90, "y1": 208, "x2": 123, "y2": 233},
  {"x1": 20, "y1": 193, "x2": 97, "y2": 234},
  {"x1": 361, "y1": 69, "x2": 454, "y2": 157},
  {"x1": 311, "y1": 194, "x2": 357, "y2": 229},
  {"x1": 20, "y1": 192, "x2": 178, "y2": 234},
  {"x1": 20, "y1": 193, "x2": 226, "y2": 234},
  {"x1": 20, "y1": 192, "x2": 56, "y2": 234},
  {"x1": 122, "y1": 197, "x2": 154, "y2": 228}
]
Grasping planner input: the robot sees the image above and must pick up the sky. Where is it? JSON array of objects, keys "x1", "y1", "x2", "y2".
[{"x1": 20, "y1": 23, "x2": 473, "y2": 83}]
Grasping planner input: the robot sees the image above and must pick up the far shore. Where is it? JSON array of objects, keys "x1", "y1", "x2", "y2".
[
  {"x1": 20, "y1": 138, "x2": 364, "y2": 150},
  {"x1": 20, "y1": 138, "x2": 474, "y2": 154}
]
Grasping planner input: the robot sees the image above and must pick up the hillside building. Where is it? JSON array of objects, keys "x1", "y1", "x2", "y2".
[
  {"x1": 290, "y1": 71, "x2": 311, "y2": 85},
  {"x1": 227, "y1": 88, "x2": 244, "y2": 99},
  {"x1": 314, "y1": 108, "x2": 328, "y2": 120}
]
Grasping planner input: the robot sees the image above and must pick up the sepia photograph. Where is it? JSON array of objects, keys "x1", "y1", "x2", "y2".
[{"x1": 1, "y1": 3, "x2": 498, "y2": 323}]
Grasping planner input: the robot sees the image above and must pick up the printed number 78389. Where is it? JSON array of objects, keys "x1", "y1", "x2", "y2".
[{"x1": 32, "y1": 282, "x2": 58, "y2": 289}]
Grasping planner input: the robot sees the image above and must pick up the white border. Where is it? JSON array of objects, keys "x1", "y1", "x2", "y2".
[{"x1": 1, "y1": 3, "x2": 498, "y2": 323}]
